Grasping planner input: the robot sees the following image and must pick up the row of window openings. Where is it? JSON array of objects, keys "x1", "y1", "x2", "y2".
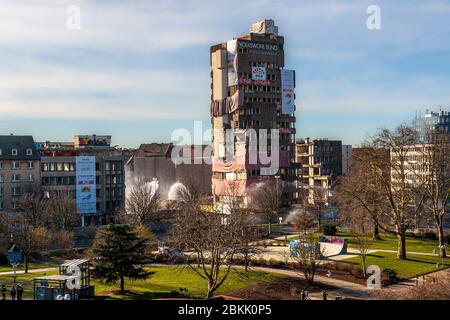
[
  {"x1": 0, "y1": 199, "x2": 123, "y2": 211},
  {"x1": 314, "y1": 146, "x2": 335, "y2": 152},
  {"x1": 42, "y1": 161, "x2": 123, "y2": 172},
  {"x1": 245, "y1": 60, "x2": 279, "y2": 69},
  {"x1": 0, "y1": 187, "x2": 24, "y2": 197},
  {"x1": 42, "y1": 175, "x2": 123, "y2": 185},
  {"x1": 0, "y1": 148, "x2": 33, "y2": 156},
  {"x1": 314, "y1": 157, "x2": 337, "y2": 164},
  {"x1": 42, "y1": 188, "x2": 124, "y2": 198},
  {"x1": 239, "y1": 84, "x2": 281, "y2": 94},
  {"x1": 238, "y1": 73, "x2": 277, "y2": 81},
  {"x1": 0, "y1": 161, "x2": 35, "y2": 170},
  {"x1": 244, "y1": 96, "x2": 280, "y2": 103},
  {"x1": 0, "y1": 174, "x2": 35, "y2": 183}
]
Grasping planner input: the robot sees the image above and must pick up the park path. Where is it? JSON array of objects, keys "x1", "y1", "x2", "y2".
[
  {"x1": 234, "y1": 265, "x2": 371, "y2": 300},
  {"x1": 0, "y1": 267, "x2": 57, "y2": 276}
]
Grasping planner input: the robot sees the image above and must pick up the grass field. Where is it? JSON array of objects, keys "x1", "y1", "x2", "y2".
[
  {"x1": 342, "y1": 251, "x2": 450, "y2": 279},
  {"x1": 0, "y1": 266, "x2": 288, "y2": 300},
  {"x1": 341, "y1": 232, "x2": 443, "y2": 254},
  {"x1": 274, "y1": 232, "x2": 443, "y2": 254}
]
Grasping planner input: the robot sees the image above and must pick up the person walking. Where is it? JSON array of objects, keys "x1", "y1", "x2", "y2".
[
  {"x1": 16, "y1": 284, "x2": 23, "y2": 300},
  {"x1": 1, "y1": 284, "x2": 6, "y2": 300},
  {"x1": 10, "y1": 286, "x2": 16, "y2": 300}
]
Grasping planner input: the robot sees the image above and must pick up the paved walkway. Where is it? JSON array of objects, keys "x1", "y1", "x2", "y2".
[
  {"x1": 236, "y1": 265, "x2": 370, "y2": 300},
  {"x1": 0, "y1": 267, "x2": 57, "y2": 276}
]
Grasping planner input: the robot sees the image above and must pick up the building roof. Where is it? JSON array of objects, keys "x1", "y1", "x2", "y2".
[
  {"x1": 135, "y1": 143, "x2": 173, "y2": 158},
  {"x1": 0, "y1": 135, "x2": 40, "y2": 160},
  {"x1": 60, "y1": 259, "x2": 89, "y2": 268}
]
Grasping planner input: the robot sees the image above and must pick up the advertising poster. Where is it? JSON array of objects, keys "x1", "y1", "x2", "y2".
[
  {"x1": 76, "y1": 156, "x2": 96, "y2": 214},
  {"x1": 281, "y1": 69, "x2": 295, "y2": 114},
  {"x1": 227, "y1": 40, "x2": 238, "y2": 86},
  {"x1": 251, "y1": 66, "x2": 267, "y2": 81}
]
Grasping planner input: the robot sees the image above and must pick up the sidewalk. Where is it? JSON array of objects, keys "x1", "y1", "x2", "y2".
[
  {"x1": 0, "y1": 267, "x2": 58, "y2": 276},
  {"x1": 235, "y1": 265, "x2": 370, "y2": 300}
]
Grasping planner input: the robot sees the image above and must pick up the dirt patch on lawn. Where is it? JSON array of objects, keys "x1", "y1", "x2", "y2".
[{"x1": 227, "y1": 277, "x2": 337, "y2": 300}]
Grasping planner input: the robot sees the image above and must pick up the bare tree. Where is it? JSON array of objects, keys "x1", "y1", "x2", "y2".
[
  {"x1": 289, "y1": 233, "x2": 322, "y2": 285},
  {"x1": 251, "y1": 178, "x2": 283, "y2": 237},
  {"x1": 348, "y1": 211, "x2": 372, "y2": 277},
  {"x1": 171, "y1": 180, "x2": 246, "y2": 299},
  {"x1": 300, "y1": 186, "x2": 329, "y2": 231},
  {"x1": 125, "y1": 179, "x2": 161, "y2": 226},
  {"x1": 418, "y1": 131, "x2": 450, "y2": 257},
  {"x1": 11, "y1": 215, "x2": 50, "y2": 273},
  {"x1": 337, "y1": 125, "x2": 427, "y2": 260},
  {"x1": 293, "y1": 210, "x2": 316, "y2": 236},
  {"x1": 335, "y1": 151, "x2": 386, "y2": 240},
  {"x1": 16, "y1": 192, "x2": 49, "y2": 227},
  {"x1": 47, "y1": 191, "x2": 80, "y2": 231}
]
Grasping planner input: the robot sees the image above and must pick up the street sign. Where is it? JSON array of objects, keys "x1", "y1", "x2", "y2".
[{"x1": 7, "y1": 245, "x2": 22, "y2": 265}]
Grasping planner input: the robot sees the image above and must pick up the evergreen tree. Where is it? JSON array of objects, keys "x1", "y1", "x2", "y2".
[{"x1": 92, "y1": 224, "x2": 151, "y2": 294}]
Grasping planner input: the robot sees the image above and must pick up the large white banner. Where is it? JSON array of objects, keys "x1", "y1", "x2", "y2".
[
  {"x1": 227, "y1": 40, "x2": 238, "y2": 87},
  {"x1": 281, "y1": 69, "x2": 295, "y2": 114},
  {"x1": 76, "y1": 156, "x2": 96, "y2": 214}
]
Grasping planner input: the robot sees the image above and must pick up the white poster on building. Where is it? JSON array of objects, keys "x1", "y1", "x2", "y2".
[
  {"x1": 227, "y1": 40, "x2": 238, "y2": 87},
  {"x1": 281, "y1": 69, "x2": 295, "y2": 114},
  {"x1": 251, "y1": 66, "x2": 267, "y2": 81},
  {"x1": 76, "y1": 156, "x2": 96, "y2": 214}
]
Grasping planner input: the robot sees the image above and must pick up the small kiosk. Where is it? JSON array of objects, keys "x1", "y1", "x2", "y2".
[{"x1": 33, "y1": 259, "x2": 94, "y2": 300}]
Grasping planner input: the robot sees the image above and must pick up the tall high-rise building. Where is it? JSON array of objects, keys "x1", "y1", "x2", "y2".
[
  {"x1": 210, "y1": 19, "x2": 297, "y2": 211},
  {"x1": 413, "y1": 109, "x2": 450, "y2": 143}
]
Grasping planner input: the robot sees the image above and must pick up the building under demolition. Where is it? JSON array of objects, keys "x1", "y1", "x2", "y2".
[{"x1": 210, "y1": 19, "x2": 297, "y2": 211}]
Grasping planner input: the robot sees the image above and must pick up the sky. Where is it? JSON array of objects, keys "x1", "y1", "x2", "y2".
[{"x1": 0, "y1": 0, "x2": 449, "y2": 148}]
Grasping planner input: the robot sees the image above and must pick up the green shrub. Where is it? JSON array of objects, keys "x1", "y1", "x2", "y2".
[
  {"x1": 382, "y1": 268, "x2": 399, "y2": 285},
  {"x1": 445, "y1": 234, "x2": 450, "y2": 245},
  {"x1": 321, "y1": 225, "x2": 337, "y2": 236},
  {"x1": 421, "y1": 231, "x2": 437, "y2": 240}
]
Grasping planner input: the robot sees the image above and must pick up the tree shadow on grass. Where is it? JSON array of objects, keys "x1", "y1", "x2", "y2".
[{"x1": 94, "y1": 290, "x2": 194, "y2": 300}]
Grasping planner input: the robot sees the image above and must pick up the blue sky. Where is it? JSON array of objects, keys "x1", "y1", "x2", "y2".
[{"x1": 0, "y1": 0, "x2": 449, "y2": 148}]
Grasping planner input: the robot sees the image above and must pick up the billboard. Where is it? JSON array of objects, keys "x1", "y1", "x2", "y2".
[
  {"x1": 227, "y1": 40, "x2": 238, "y2": 87},
  {"x1": 251, "y1": 67, "x2": 267, "y2": 81},
  {"x1": 76, "y1": 156, "x2": 96, "y2": 214},
  {"x1": 281, "y1": 69, "x2": 295, "y2": 115},
  {"x1": 75, "y1": 135, "x2": 111, "y2": 147}
]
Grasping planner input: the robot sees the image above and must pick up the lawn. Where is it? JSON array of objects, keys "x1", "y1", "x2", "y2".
[
  {"x1": 341, "y1": 232, "x2": 443, "y2": 254},
  {"x1": 342, "y1": 251, "x2": 450, "y2": 279},
  {"x1": 274, "y1": 232, "x2": 444, "y2": 254},
  {"x1": 0, "y1": 266, "x2": 288, "y2": 300},
  {"x1": 94, "y1": 266, "x2": 288, "y2": 300}
]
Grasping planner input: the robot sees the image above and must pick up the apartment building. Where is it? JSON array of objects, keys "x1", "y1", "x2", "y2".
[
  {"x1": 210, "y1": 19, "x2": 297, "y2": 210},
  {"x1": 0, "y1": 135, "x2": 41, "y2": 213},
  {"x1": 38, "y1": 135, "x2": 125, "y2": 226},
  {"x1": 294, "y1": 138, "x2": 342, "y2": 204}
]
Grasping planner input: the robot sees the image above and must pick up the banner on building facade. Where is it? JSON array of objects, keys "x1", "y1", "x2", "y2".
[
  {"x1": 281, "y1": 69, "x2": 295, "y2": 114},
  {"x1": 251, "y1": 66, "x2": 267, "y2": 81},
  {"x1": 227, "y1": 40, "x2": 238, "y2": 87},
  {"x1": 76, "y1": 156, "x2": 96, "y2": 214}
]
